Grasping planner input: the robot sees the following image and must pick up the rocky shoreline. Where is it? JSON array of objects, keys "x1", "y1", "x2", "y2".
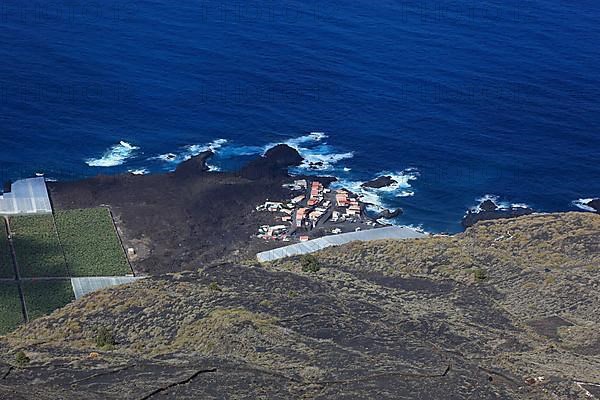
[
  {"x1": 462, "y1": 199, "x2": 535, "y2": 228},
  {"x1": 33, "y1": 146, "x2": 597, "y2": 275},
  {"x1": 45, "y1": 144, "x2": 394, "y2": 275},
  {"x1": 579, "y1": 198, "x2": 600, "y2": 213}
]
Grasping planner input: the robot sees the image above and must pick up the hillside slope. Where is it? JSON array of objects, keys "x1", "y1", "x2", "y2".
[{"x1": 0, "y1": 213, "x2": 598, "y2": 399}]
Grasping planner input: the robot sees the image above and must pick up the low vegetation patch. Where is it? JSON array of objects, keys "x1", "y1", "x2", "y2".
[
  {"x1": 0, "y1": 283, "x2": 24, "y2": 335},
  {"x1": 300, "y1": 254, "x2": 321, "y2": 273},
  {"x1": 55, "y1": 208, "x2": 130, "y2": 277},
  {"x1": 95, "y1": 326, "x2": 116, "y2": 349},
  {"x1": 172, "y1": 308, "x2": 278, "y2": 355},
  {"x1": 21, "y1": 280, "x2": 75, "y2": 320},
  {"x1": 9, "y1": 215, "x2": 68, "y2": 277},
  {"x1": 14, "y1": 351, "x2": 30, "y2": 366},
  {"x1": 472, "y1": 268, "x2": 487, "y2": 281}
]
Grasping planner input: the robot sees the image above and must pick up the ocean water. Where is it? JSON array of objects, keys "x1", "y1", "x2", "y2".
[{"x1": 1, "y1": 0, "x2": 599, "y2": 232}]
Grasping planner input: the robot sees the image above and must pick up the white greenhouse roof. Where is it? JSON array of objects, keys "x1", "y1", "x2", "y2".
[
  {"x1": 257, "y1": 226, "x2": 425, "y2": 262},
  {"x1": 0, "y1": 177, "x2": 52, "y2": 215},
  {"x1": 71, "y1": 276, "x2": 144, "y2": 299}
]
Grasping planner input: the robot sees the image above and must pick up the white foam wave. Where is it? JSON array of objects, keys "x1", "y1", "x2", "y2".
[
  {"x1": 153, "y1": 139, "x2": 228, "y2": 165},
  {"x1": 285, "y1": 132, "x2": 327, "y2": 147},
  {"x1": 265, "y1": 132, "x2": 354, "y2": 172},
  {"x1": 263, "y1": 131, "x2": 327, "y2": 154},
  {"x1": 471, "y1": 194, "x2": 530, "y2": 212},
  {"x1": 86, "y1": 141, "x2": 139, "y2": 167},
  {"x1": 332, "y1": 169, "x2": 419, "y2": 210},
  {"x1": 128, "y1": 168, "x2": 149, "y2": 175},
  {"x1": 511, "y1": 203, "x2": 530, "y2": 209},
  {"x1": 572, "y1": 198, "x2": 597, "y2": 212},
  {"x1": 299, "y1": 149, "x2": 355, "y2": 171}
]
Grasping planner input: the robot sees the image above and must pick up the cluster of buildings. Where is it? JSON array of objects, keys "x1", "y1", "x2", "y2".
[
  {"x1": 256, "y1": 180, "x2": 367, "y2": 242},
  {"x1": 255, "y1": 201, "x2": 294, "y2": 240},
  {"x1": 332, "y1": 189, "x2": 362, "y2": 221},
  {"x1": 257, "y1": 224, "x2": 290, "y2": 241},
  {"x1": 295, "y1": 181, "x2": 333, "y2": 229}
]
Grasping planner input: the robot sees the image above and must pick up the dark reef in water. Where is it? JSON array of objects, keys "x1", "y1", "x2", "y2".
[
  {"x1": 584, "y1": 198, "x2": 600, "y2": 213},
  {"x1": 462, "y1": 200, "x2": 534, "y2": 228},
  {"x1": 362, "y1": 175, "x2": 397, "y2": 189},
  {"x1": 375, "y1": 208, "x2": 404, "y2": 219}
]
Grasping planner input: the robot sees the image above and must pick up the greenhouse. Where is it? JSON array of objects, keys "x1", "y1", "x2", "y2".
[
  {"x1": 71, "y1": 277, "x2": 144, "y2": 299},
  {"x1": 0, "y1": 177, "x2": 52, "y2": 215},
  {"x1": 257, "y1": 226, "x2": 425, "y2": 262}
]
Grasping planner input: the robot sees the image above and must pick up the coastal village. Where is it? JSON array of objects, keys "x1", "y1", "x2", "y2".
[{"x1": 256, "y1": 179, "x2": 380, "y2": 242}]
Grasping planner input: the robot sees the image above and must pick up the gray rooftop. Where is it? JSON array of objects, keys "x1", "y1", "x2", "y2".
[
  {"x1": 71, "y1": 276, "x2": 145, "y2": 299},
  {"x1": 257, "y1": 226, "x2": 426, "y2": 262},
  {"x1": 0, "y1": 177, "x2": 52, "y2": 215}
]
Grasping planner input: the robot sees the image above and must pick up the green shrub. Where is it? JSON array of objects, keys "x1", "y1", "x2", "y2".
[
  {"x1": 473, "y1": 268, "x2": 487, "y2": 281},
  {"x1": 259, "y1": 299, "x2": 273, "y2": 308},
  {"x1": 300, "y1": 255, "x2": 320, "y2": 273},
  {"x1": 208, "y1": 282, "x2": 222, "y2": 292},
  {"x1": 96, "y1": 326, "x2": 116, "y2": 348},
  {"x1": 15, "y1": 351, "x2": 29, "y2": 366}
]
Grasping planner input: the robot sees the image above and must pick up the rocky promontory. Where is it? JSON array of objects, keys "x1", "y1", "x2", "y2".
[
  {"x1": 239, "y1": 144, "x2": 304, "y2": 180},
  {"x1": 462, "y1": 199, "x2": 534, "y2": 228}
]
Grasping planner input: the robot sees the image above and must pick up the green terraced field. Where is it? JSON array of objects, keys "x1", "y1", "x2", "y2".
[
  {"x1": 9, "y1": 215, "x2": 68, "y2": 277},
  {"x1": 22, "y1": 280, "x2": 75, "y2": 321},
  {"x1": 55, "y1": 208, "x2": 131, "y2": 277},
  {"x1": 0, "y1": 283, "x2": 24, "y2": 335},
  {"x1": 0, "y1": 219, "x2": 14, "y2": 279}
]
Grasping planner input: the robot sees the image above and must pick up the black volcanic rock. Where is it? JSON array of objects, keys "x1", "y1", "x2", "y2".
[
  {"x1": 362, "y1": 176, "x2": 397, "y2": 189},
  {"x1": 462, "y1": 200, "x2": 534, "y2": 229},
  {"x1": 479, "y1": 199, "x2": 498, "y2": 212},
  {"x1": 239, "y1": 144, "x2": 303, "y2": 180},
  {"x1": 377, "y1": 208, "x2": 404, "y2": 219},
  {"x1": 585, "y1": 198, "x2": 600, "y2": 213},
  {"x1": 174, "y1": 151, "x2": 213, "y2": 178},
  {"x1": 264, "y1": 144, "x2": 304, "y2": 166}
]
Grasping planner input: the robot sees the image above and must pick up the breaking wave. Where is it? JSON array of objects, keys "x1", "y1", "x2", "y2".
[
  {"x1": 572, "y1": 198, "x2": 597, "y2": 212},
  {"x1": 332, "y1": 169, "x2": 419, "y2": 211},
  {"x1": 153, "y1": 139, "x2": 228, "y2": 165},
  {"x1": 470, "y1": 194, "x2": 531, "y2": 212},
  {"x1": 128, "y1": 168, "x2": 149, "y2": 175},
  {"x1": 266, "y1": 132, "x2": 354, "y2": 172},
  {"x1": 86, "y1": 141, "x2": 139, "y2": 167}
]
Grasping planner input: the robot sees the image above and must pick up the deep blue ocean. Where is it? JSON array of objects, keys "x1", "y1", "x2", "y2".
[{"x1": 1, "y1": 0, "x2": 599, "y2": 232}]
